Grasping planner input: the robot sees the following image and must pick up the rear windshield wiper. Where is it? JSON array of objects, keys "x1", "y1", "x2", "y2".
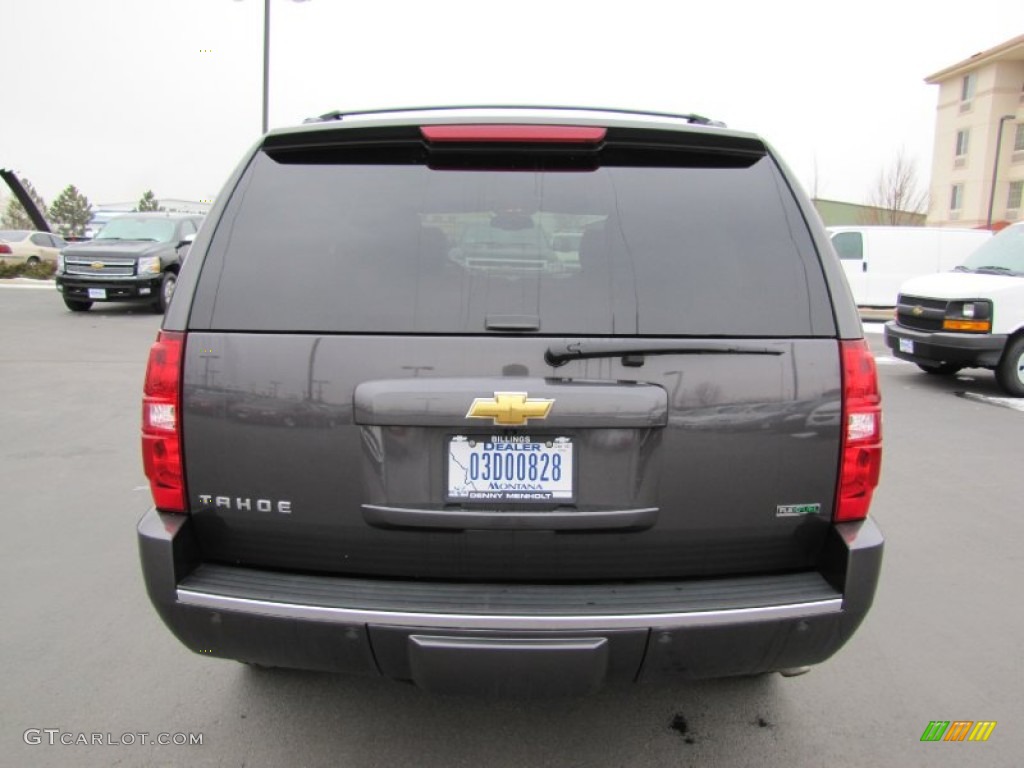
[{"x1": 545, "y1": 339, "x2": 785, "y2": 367}]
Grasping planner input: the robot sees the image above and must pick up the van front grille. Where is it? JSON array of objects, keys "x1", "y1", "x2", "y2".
[{"x1": 896, "y1": 294, "x2": 947, "y2": 331}]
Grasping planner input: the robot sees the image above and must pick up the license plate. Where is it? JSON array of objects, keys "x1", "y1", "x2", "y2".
[
  {"x1": 87, "y1": 288, "x2": 107, "y2": 300},
  {"x1": 899, "y1": 338, "x2": 914, "y2": 354},
  {"x1": 447, "y1": 435, "x2": 574, "y2": 502}
]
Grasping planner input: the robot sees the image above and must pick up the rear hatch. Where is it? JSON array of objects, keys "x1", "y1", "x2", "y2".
[{"x1": 179, "y1": 120, "x2": 841, "y2": 582}]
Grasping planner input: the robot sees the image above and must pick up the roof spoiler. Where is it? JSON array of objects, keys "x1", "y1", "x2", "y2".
[{"x1": 302, "y1": 106, "x2": 726, "y2": 128}]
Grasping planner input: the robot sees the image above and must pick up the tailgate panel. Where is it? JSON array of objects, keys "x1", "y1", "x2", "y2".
[{"x1": 182, "y1": 334, "x2": 841, "y2": 581}]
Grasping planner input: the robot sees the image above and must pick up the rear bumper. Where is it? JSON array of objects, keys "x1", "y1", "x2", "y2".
[
  {"x1": 56, "y1": 275, "x2": 161, "y2": 302},
  {"x1": 884, "y1": 322, "x2": 1007, "y2": 368},
  {"x1": 138, "y1": 508, "x2": 883, "y2": 694}
]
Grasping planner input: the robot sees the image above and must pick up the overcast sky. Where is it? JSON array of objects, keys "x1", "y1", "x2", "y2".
[{"x1": 1, "y1": 0, "x2": 1019, "y2": 210}]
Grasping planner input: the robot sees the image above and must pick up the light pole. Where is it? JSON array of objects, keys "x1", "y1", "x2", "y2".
[
  {"x1": 987, "y1": 114, "x2": 1017, "y2": 228},
  {"x1": 262, "y1": 0, "x2": 270, "y2": 135},
  {"x1": 238, "y1": 0, "x2": 310, "y2": 135}
]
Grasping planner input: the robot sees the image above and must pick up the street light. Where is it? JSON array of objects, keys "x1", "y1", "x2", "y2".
[
  {"x1": 237, "y1": 0, "x2": 311, "y2": 135},
  {"x1": 987, "y1": 114, "x2": 1018, "y2": 228}
]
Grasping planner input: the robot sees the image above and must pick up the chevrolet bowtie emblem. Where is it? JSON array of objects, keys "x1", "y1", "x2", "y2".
[
  {"x1": 911, "y1": 305, "x2": 925, "y2": 316},
  {"x1": 91, "y1": 262, "x2": 105, "y2": 269},
  {"x1": 466, "y1": 392, "x2": 554, "y2": 426}
]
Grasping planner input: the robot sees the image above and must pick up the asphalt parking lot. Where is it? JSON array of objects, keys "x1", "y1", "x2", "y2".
[{"x1": 2, "y1": 283, "x2": 1022, "y2": 767}]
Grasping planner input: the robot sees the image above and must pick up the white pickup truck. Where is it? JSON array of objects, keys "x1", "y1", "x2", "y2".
[{"x1": 885, "y1": 222, "x2": 1024, "y2": 396}]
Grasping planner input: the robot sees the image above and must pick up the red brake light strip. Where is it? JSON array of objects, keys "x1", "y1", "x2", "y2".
[{"x1": 420, "y1": 125, "x2": 607, "y2": 144}]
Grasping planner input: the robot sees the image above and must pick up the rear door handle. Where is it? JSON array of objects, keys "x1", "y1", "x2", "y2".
[{"x1": 362, "y1": 504, "x2": 658, "y2": 532}]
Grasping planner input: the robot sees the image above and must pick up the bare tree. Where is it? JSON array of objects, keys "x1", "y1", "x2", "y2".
[
  {"x1": 863, "y1": 148, "x2": 928, "y2": 225},
  {"x1": 693, "y1": 382, "x2": 721, "y2": 408}
]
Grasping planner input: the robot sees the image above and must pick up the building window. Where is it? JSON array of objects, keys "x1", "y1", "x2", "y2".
[
  {"x1": 1008, "y1": 180, "x2": 1023, "y2": 212},
  {"x1": 961, "y1": 73, "x2": 976, "y2": 102},
  {"x1": 954, "y1": 129, "x2": 970, "y2": 167},
  {"x1": 955, "y1": 129, "x2": 970, "y2": 156},
  {"x1": 950, "y1": 184, "x2": 964, "y2": 215},
  {"x1": 958, "y1": 73, "x2": 974, "y2": 110},
  {"x1": 1014, "y1": 124, "x2": 1024, "y2": 153}
]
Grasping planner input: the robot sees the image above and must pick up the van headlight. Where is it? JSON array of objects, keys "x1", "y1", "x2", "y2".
[
  {"x1": 943, "y1": 300, "x2": 992, "y2": 332},
  {"x1": 138, "y1": 256, "x2": 161, "y2": 275}
]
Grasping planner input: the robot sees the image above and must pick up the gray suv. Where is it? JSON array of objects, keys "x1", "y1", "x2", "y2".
[{"x1": 138, "y1": 107, "x2": 883, "y2": 695}]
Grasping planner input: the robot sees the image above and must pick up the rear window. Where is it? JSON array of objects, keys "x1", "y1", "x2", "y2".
[{"x1": 192, "y1": 142, "x2": 832, "y2": 336}]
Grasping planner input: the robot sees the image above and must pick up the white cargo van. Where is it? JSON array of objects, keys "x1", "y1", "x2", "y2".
[
  {"x1": 885, "y1": 221, "x2": 1024, "y2": 396},
  {"x1": 829, "y1": 226, "x2": 991, "y2": 307}
]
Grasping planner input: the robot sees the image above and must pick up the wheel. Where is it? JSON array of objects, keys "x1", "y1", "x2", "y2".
[
  {"x1": 917, "y1": 363, "x2": 962, "y2": 376},
  {"x1": 995, "y1": 336, "x2": 1024, "y2": 397},
  {"x1": 63, "y1": 297, "x2": 92, "y2": 312},
  {"x1": 26, "y1": 256, "x2": 40, "y2": 266},
  {"x1": 154, "y1": 272, "x2": 177, "y2": 313}
]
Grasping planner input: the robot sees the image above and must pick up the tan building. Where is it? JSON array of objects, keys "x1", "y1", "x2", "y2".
[{"x1": 925, "y1": 34, "x2": 1024, "y2": 228}]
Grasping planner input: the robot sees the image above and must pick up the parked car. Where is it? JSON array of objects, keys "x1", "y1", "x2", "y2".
[
  {"x1": 829, "y1": 225, "x2": 992, "y2": 308},
  {"x1": 885, "y1": 220, "x2": 1024, "y2": 395},
  {"x1": 54, "y1": 212, "x2": 203, "y2": 313},
  {"x1": 0, "y1": 229, "x2": 67, "y2": 265},
  {"x1": 449, "y1": 214, "x2": 560, "y2": 273},
  {"x1": 138, "y1": 106, "x2": 884, "y2": 695}
]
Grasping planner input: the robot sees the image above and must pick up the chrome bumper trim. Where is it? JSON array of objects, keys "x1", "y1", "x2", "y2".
[{"x1": 176, "y1": 590, "x2": 842, "y2": 631}]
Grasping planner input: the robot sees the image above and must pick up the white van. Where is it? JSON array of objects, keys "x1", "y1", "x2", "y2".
[
  {"x1": 885, "y1": 221, "x2": 1024, "y2": 396},
  {"x1": 829, "y1": 226, "x2": 991, "y2": 307}
]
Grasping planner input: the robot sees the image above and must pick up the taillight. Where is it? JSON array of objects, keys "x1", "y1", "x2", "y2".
[
  {"x1": 835, "y1": 339, "x2": 882, "y2": 522},
  {"x1": 420, "y1": 125, "x2": 607, "y2": 144},
  {"x1": 0, "y1": 244, "x2": 12, "y2": 255},
  {"x1": 142, "y1": 331, "x2": 186, "y2": 512}
]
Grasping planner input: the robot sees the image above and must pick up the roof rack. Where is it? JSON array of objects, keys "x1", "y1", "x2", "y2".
[{"x1": 301, "y1": 105, "x2": 726, "y2": 128}]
